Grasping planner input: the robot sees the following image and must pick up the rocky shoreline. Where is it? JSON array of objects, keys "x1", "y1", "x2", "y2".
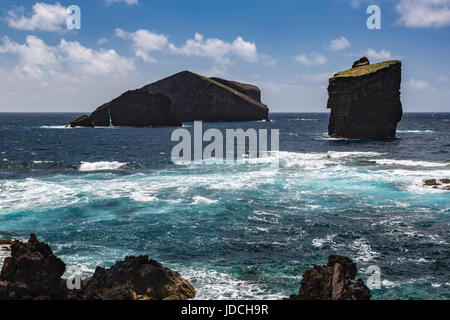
[
  {"x1": 0, "y1": 234, "x2": 371, "y2": 300},
  {"x1": 423, "y1": 178, "x2": 450, "y2": 191}
]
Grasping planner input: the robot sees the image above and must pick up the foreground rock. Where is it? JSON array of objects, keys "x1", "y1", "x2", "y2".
[
  {"x1": 69, "y1": 71, "x2": 269, "y2": 127},
  {"x1": 288, "y1": 255, "x2": 371, "y2": 300},
  {"x1": 0, "y1": 234, "x2": 195, "y2": 300},
  {"x1": 0, "y1": 234, "x2": 67, "y2": 300},
  {"x1": 82, "y1": 256, "x2": 195, "y2": 300},
  {"x1": 424, "y1": 178, "x2": 450, "y2": 190},
  {"x1": 327, "y1": 57, "x2": 403, "y2": 139}
]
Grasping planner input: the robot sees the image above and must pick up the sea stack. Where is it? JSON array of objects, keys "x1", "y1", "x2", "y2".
[
  {"x1": 144, "y1": 71, "x2": 268, "y2": 122},
  {"x1": 327, "y1": 57, "x2": 403, "y2": 139},
  {"x1": 69, "y1": 71, "x2": 269, "y2": 127}
]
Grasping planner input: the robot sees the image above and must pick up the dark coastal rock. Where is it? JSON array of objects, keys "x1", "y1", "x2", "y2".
[
  {"x1": 90, "y1": 90, "x2": 181, "y2": 127},
  {"x1": 288, "y1": 255, "x2": 371, "y2": 300},
  {"x1": 0, "y1": 234, "x2": 67, "y2": 300},
  {"x1": 327, "y1": 58, "x2": 403, "y2": 139},
  {"x1": 143, "y1": 71, "x2": 269, "y2": 122},
  {"x1": 0, "y1": 239, "x2": 13, "y2": 245},
  {"x1": 352, "y1": 56, "x2": 370, "y2": 68},
  {"x1": 0, "y1": 235, "x2": 196, "y2": 301},
  {"x1": 209, "y1": 77, "x2": 262, "y2": 103},
  {"x1": 69, "y1": 71, "x2": 268, "y2": 127},
  {"x1": 81, "y1": 255, "x2": 195, "y2": 300},
  {"x1": 69, "y1": 115, "x2": 94, "y2": 128},
  {"x1": 424, "y1": 179, "x2": 440, "y2": 186},
  {"x1": 424, "y1": 178, "x2": 450, "y2": 190}
]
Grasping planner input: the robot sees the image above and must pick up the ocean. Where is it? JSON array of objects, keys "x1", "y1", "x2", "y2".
[{"x1": 0, "y1": 112, "x2": 449, "y2": 300}]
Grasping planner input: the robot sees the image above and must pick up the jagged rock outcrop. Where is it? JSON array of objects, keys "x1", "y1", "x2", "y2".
[
  {"x1": 69, "y1": 71, "x2": 269, "y2": 127},
  {"x1": 424, "y1": 178, "x2": 450, "y2": 190},
  {"x1": 0, "y1": 234, "x2": 195, "y2": 301},
  {"x1": 81, "y1": 256, "x2": 195, "y2": 300},
  {"x1": 352, "y1": 56, "x2": 370, "y2": 68},
  {"x1": 327, "y1": 58, "x2": 403, "y2": 139},
  {"x1": 143, "y1": 71, "x2": 268, "y2": 122},
  {"x1": 69, "y1": 115, "x2": 94, "y2": 128},
  {"x1": 0, "y1": 234, "x2": 67, "y2": 300},
  {"x1": 288, "y1": 255, "x2": 371, "y2": 300}
]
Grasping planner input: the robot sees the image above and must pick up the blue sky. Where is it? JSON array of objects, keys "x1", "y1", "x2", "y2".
[{"x1": 0, "y1": 0, "x2": 449, "y2": 112}]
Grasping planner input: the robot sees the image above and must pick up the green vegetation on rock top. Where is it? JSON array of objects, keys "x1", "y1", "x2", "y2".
[{"x1": 333, "y1": 60, "x2": 400, "y2": 78}]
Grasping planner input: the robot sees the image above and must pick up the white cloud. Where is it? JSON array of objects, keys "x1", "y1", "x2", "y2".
[
  {"x1": 97, "y1": 38, "x2": 108, "y2": 45},
  {"x1": 0, "y1": 36, "x2": 135, "y2": 79},
  {"x1": 105, "y1": 0, "x2": 139, "y2": 5},
  {"x1": 329, "y1": 36, "x2": 351, "y2": 51},
  {"x1": 58, "y1": 40, "x2": 135, "y2": 76},
  {"x1": 438, "y1": 75, "x2": 449, "y2": 82},
  {"x1": 294, "y1": 53, "x2": 327, "y2": 66},
  {"x1": 6, "y1": 2, "x2": 70, "y2": 32},
  {"x1": 396, "y1": 0, "x2": 450, "y2": 27},
  {"x1": 116, "y1": 28, "x2": 169, "y2": 62},
  {"x1": 168, "y1": 33, "x2": 258, "y2": 66},
  {"x1": 405, "y1": 78, "x2": 434, "y2": 90},
  {"x1": 231, "y1": 37, "x2": 258, "y2": 62},
  {"x1": 260, "y1": 54, "x2": 277, "y2": 67},
  {"x1": 0, "y1": 36, "x2": 59, "y2": 79},
  {"x1": 362, "y1": 48, "x2": 395, "y2": 60}
]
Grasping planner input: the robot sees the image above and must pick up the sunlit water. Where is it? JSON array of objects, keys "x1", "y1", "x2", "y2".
[{"x1": 0, "y1": 113, "x2": 449, "y2": 300}]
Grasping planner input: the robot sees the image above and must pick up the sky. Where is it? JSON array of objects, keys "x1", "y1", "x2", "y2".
[{"x1": 0, "y1": 0, "x2": 449, "y2": 112}]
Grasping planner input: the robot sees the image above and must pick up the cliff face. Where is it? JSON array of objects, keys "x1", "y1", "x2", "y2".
[
  {"x1": 90, "y1": 90, "x2": 180, "y2": 127},
  {"x1": 69, "y1": 71, "x2": 269, "y2": 127},
  {"x1": 144, "y1": 71, "x2": 268, "y2": 122},
  {"x1": 327, "y1": 58, "x2": 403, "y2": 139}
]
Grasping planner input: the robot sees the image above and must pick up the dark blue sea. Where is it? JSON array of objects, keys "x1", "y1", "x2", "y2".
[{"x1": 0, "y1": 112, "x2": 449, "y2": 300}]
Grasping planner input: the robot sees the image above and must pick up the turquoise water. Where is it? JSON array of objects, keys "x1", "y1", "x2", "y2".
[{"x1": 0, "y1": 113, "x2": 449, "y2": 299}]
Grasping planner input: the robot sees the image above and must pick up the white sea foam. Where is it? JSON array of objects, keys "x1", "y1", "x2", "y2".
[
  {"x1": 179, "y1": 267, "x2": 287, "y2": 300},
  {"x1": 40, "y1": 125, "x2": 70, "y2": 129},
  {"x1": 350, "y1": 238, "x2": 379, "y2": 263},
  {"x1": 397, "y1": 130, "x2": 435, "y2": 134},
  {"x1": 130, "y1": 191, "x2": 158, "y2": 203},
  {"x1": 79, "y1": 161, "x2": 126, "y2": 171},
  {"x1": 192, "y1": 196, "x2": 218, "y2": 205},
  {"x1": 312, "y1": 234, "x2": 336, "y2": 248},
  {"x1": 375, "y1": 159, "x2": 448, "y2": 167}
]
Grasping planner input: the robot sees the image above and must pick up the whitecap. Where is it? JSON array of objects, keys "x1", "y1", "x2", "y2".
[
  {"x1": 79, "y1": 161, "x2": 126, "y2": 171},
  {"x1": 397, "y1": 130, "x2": 434, "y2": 134},
  {"x1": 192, "y1": 196, "x2": 218, "y2": 205},
  {"x1": 375, "y1": 159, "x2": 448, "y2": 167},
  {"x1": 130, "y1": 191, "x2": 158, "y2": 203}
]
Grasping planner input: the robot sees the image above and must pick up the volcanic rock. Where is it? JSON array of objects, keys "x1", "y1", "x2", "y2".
[
  {"x1": 89, "y1": 90, "x2": 180, "y2": 127},
  {"x1": 288, "y1": 255, "x2": 371, "y2": 300},
  {"x1": 69, "y1": 71, "x2": 269, "y2": 127},
  {"x1": 327, "y1": 58, "x2": 403, "y2": 139},
  {"x1": 209, "y1": 77, "x2": 262, "y2": 102},
  {"x1": 352, "y1": 56, "x2": 370, "y2": 68},
  {"x1": 81, "y1": 255, "x2": 195, "y2": 300},
  {"x1": 143, "y1": 71, "x2": 268, "y2": 122},
  {"x1": 0, "y1": 234, "x2": 67, "y2": 300}
]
